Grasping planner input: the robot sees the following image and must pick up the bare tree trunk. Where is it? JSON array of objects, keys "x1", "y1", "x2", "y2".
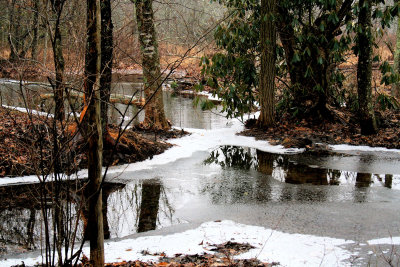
[
  {"x1": 31, "y1": 0, "x2": 40, "y2": 61},
  {"x1": 100, "y1": 0, "x2": 113, "y2": 132},
  {"x1": 43, "y1": 30, "x2": 49, "y2": 65},
  {"x1": 135, "y1": 0, "x2": 170, "y2": 130},
  {"x1": 257, "y1": 0, "x2": 276, "y2": 128},
  {"x1": 50, "y1": 0, "x2": 66, "y2": 121},
  {"x1": 356, "y1": 0, "x2": 377, "y2": 135},
  {"x1": 85, "y1": 0, "x2": 104, "y2": 265}
]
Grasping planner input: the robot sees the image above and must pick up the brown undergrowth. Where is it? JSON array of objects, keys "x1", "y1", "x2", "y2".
[
  {"x1": 0, "y1": 106, "x2": 185, "y2": 178},
  {"x1": 242, "y1": 109, "x2": 400, "y2": 150}
]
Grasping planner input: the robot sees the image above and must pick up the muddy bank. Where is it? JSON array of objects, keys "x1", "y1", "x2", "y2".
[
  {"x1": 0, "y1": 106, "x2": 185, "y2": 178},
  {"x1": 242, "y1": 110, "x2": 400, "y2": 150}
]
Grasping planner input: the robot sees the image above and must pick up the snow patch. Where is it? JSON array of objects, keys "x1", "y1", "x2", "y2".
[
  {"x1": 1, "y1": 105, "x2": 53, "y2": 118},
  {"x1": 0, "y1": 220, "x2": 355, "y2": 267},
  {"x1": 367, "y1": 236, "x2": 400, "y2": 245}
]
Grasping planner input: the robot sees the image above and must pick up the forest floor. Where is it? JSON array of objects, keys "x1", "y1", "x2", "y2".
[
  {"x1": 241, "y1": 109, "x2": 400, "y2": 151},
  {"x1": 0, "y1": 106, "x2": 186, "y2": 178}
]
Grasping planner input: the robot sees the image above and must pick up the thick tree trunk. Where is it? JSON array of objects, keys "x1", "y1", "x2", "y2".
[
  {"x1": 100, "y1": 0, "x2": 113, "y2": 132},
  {"x1": 257, "y1": 0, "x2": 276, "y2": 128},
  {"x1": 135, "y1": 0, "x2": 170, "y2": 130},
  {"x1": 392, "y1": 12, "x2": 400, "y2": 99},
  {"x1": 85, "y1": 0, "x2": 104, "y2": 265},
  {"x1": 356, "y1": 0, "x2": 377, "y2": 135}
]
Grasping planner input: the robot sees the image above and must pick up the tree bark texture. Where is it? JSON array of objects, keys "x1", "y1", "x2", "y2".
[
  {"x1": 50, "y1": 0, "x2": 66, "y2": 121},
  {"x1": 257, "y1": 0, "x2": 276, "y2": 128},
  {"x1": 100, "y1": 0, "x2": 114, "y2": 132},
  {"x1": 85, "y1": 0, "x2": 104, "y2": 265},
  {"x1": 135, "y1": 0, "x2": 170, "y2": 130},
  {"x1": 356, "y1": 0, "x2": 377, "y2": 135},
  {"x1": 392, "y1": 12, "x2": 400, "y2": 99}
]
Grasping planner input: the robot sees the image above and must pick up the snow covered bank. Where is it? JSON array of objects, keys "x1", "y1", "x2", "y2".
[
  {"x1": 368, "y1": 236, "x2": 400, "y2": 246},
  {"x1": 0, "y1": 115, "x2": 300, "y2": 186},
  {"x1": 1, "y1": 220, "x2": 356, "y2": 267},
  {"x1": 0, "y1": 173, "x2": 83, "y2": 186},
  {"x1": 330, "y1": 144, "x2": 400, "y2": 153},
  {"x1": 105, "y1": 119, "x2": 302, "y2": 176},
  {"x1": 1, "y1": 104, "x2": 53, "y2": 118}
]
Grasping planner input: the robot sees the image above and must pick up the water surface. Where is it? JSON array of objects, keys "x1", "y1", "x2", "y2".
[{"x1": 1, "y1": 80, "x2": 400, "y2": 265}]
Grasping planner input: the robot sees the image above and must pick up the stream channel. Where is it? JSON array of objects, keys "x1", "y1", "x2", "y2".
[{"x1": 1, "y1": 78, "x2": 400, "y2": 265}]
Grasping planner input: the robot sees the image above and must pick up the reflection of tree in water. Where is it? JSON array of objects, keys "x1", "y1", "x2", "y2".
[
  {"x1": 0, "y1": 181, "x2": 85, "y2": 252},
  {"x1": 372, "y1": 174, "x2": 393, "y2": 189},
  {"x1": 0, "y1": 181, "x2": 127, "y2": 252},
  {"x1": 203, "y1": 146, "x2": 330, "y2": 203},
  {"x1": 106, "y1": 178, "x2": 177, "y2": 237},
  {"x1": 0, "y1": 179, "x2": 173, "y2": 251},
  {"x1": 203, "y1": 146, "x2": 267, "y2": 203},
  {"x1": 356, "y1": 173, "x2": 372, "y2": 188},
  {"x1": 82, "y1": 182, "x2": 126, "y2": 240},
  {"x1": 0, "y1": 209, "x2": 39, "y2": 251},
  {"x1": 257, "y1": 151, "x2": 329, "y2": 185},
  {"x1": 354, "y1": 173, "x2": 372, "y2": 202},
  {"x1": 204, "y1": 146, "x2": 257, "y2": 170},
  {"x1": 328, "y1": 170, "x2": 341, "y2": 185},
  {"x1": 138, "y1": 179, "x2": 161, "y2": 232},
  {"x1": 205, "y1": 146, "x2": 332, "y2": 186},
  {"x1": 203, "y1": 146, "x2": 394, "y2": 204},
  {"x1": 203, "y1": 147, "x2": 306, "y2": 203},
  {"x1": 384, "y1": 174, "x2": 393, "y2": 189}
]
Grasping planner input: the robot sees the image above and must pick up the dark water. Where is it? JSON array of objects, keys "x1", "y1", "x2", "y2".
[
  {"x1": 205, "y1": 146, "x2": 395, "y2": 188},
  {"x1": 202, "y1": 146, "x2": 399, "y2": 204},
  {"x1": 1, "y1": 143, "x2": 399, "y2": 252},
  {"x1": 0, "y1": 179, "x2": 167, "y2": 252}
]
